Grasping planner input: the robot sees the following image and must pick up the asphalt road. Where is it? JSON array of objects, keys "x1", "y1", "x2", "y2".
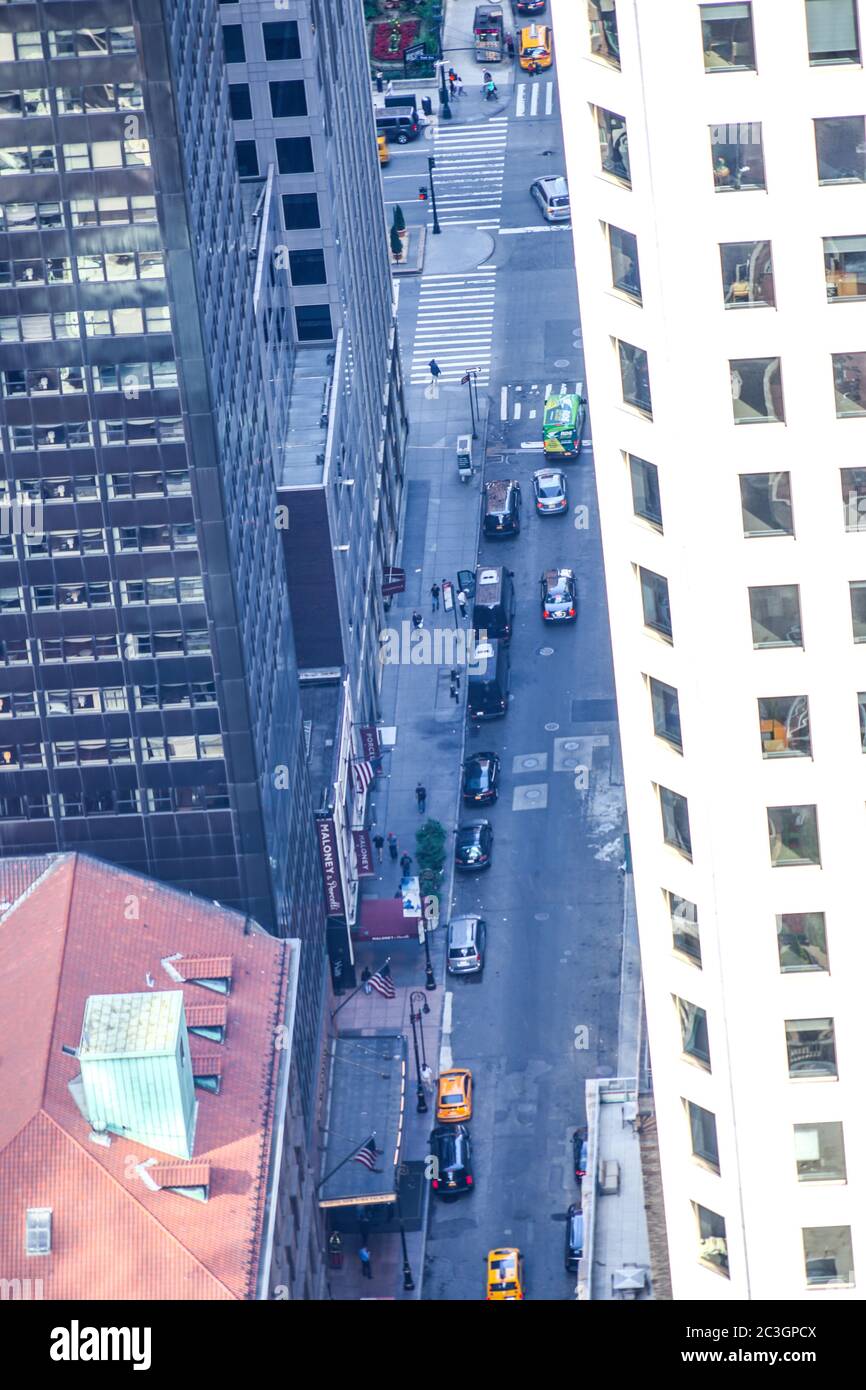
[{"x1": 395, "y1": 61, "x2": 627, "y2": 1303}]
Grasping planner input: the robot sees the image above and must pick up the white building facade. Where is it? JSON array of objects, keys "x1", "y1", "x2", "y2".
[{"x1": 554, "y1": 0, "x2": 865, "y2": 1298}]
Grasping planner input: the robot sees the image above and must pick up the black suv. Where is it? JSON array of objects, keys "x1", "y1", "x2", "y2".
[
  {"x1": 430, "y1": 1125, "x2": 474, "y2": 1197},
  {"x1": 483, "y1": 479, "x2": 521, "y2": 537},
  {"x1": 462, "y1": 751, "x2": 501, "y2": 804}
]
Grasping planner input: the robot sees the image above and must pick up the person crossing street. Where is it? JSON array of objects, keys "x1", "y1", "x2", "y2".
[{"x1": 415, "y1": 783, "x2": 427, "y2": 814}]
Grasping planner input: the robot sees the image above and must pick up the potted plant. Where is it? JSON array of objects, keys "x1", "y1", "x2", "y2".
[
  {"x1": 415, "y1": 818, "x2": 446, "y2": 893},
  {"x1": 389, "y1": 221, "x2": 404, "y2": 263},
  {"x1": 392, "y1": 204, "x2": 407, "y2": 239}
]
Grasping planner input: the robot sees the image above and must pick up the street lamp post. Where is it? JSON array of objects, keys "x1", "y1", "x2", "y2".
[
  {"x1": 411, "y1": 991, "x2": 431, "y2": 1073},
  {"x1": 409, "y1": 993, "x2": 428, "y2": 1113},
  {"x1": 461, "y1": 370, "x2": 477, "y2": 439},
  {"x1": 396, "y1": 1192, "x2": 415, "y2": 1292},
  {"x1": 427, "y1": 155, "x2": 441, "y2": 236},
  {"x1": 421, "y1": 917, "x2": 436, "y2": 990},
  {"x1": 438, "y1": 61, "x2": 452, "y2": 122}
]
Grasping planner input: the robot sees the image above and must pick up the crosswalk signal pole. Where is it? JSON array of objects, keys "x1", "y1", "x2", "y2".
[{"x1": 427, "y1": 156, "x2": 441, "y2": 235}]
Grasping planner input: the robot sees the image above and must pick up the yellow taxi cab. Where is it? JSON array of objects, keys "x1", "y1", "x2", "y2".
[
  {"x1": 436, "y1": 1067, "x2": 473, "y2": 1123},
  {"x1": 486, "y1": 1247, "x2": 525, "y2": 1300},
  {"x1": 377, "y1": 133, "x2": 390, "y2": 165},
  {"x1": 519, "y1": 23, "x2": 552, "y2": 71}
]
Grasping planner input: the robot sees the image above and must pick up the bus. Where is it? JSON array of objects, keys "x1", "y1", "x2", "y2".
[{"x1": 542, "y1": 392, "x2": 586, "y2": 458}]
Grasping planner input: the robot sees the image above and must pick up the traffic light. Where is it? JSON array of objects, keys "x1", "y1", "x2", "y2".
[{"x1": 418, "y1": 186, "x2": 428, "y2": 201}]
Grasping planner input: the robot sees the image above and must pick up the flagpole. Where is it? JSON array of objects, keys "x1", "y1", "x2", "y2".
[
  {"x1": 315, "y1": 1134, "x2": 381, "y2": 1193},
  {"x1": 330, "y1": 955, "x2": 391, "y2": 1021}
]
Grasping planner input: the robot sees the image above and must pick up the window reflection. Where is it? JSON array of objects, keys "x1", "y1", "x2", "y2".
[
  {"x1": 710, "y1": 122, "x2": 765, "y2": 191},
  {"x1": 720, "y1": 240, "x2": 773, "y2": 306},
  {"x1": 730, "y1": 357, "x2": 784, "y2": 423},
  {"x1": 596, "y1": 106, "x2": 630, "y2": 184}
]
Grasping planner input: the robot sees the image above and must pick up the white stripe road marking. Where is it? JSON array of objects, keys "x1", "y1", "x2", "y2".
[
  {"x1": 529, "y1": 408, "x2": 537, "y2": 419},
  {"x1": 530, "y1": 82, "x2": 540, "y2": 117},
  {"x1": 500, "y1": 385, "x2": 508, "y2": 420},
  {"x1": 545, "y1": 80, "x2": 554, "y2": 116},
  {"x1": 515, "y1": 83, "x2": 526, "y2": 117},
  {"x1": 520, "y1": 441, "x2": 544, "y2": 450},
  {"x1": 514, "y1": 402, "x2": 522, "y2": 420},
  {"x1": 576, "y1": 382, "x2": 583, "y2": 395},
  {"x1": 498, "y1": 224, "x2": 572, "y2": 234},
  {"x1": 422, "y1": 271, "x2": 496, "y2": 279},
  {"x1": 442, "y1": 990, "x2": 453, "y2": 1035}
]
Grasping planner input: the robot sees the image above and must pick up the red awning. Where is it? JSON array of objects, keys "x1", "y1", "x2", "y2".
[{"x1": 356, "y1": 897, "x2": 421, "y2": 940}]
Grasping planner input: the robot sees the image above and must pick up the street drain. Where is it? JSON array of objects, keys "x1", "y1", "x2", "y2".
[
  {"x1": 545, "y1": 721, "x2": 559, "y2": 732},
  {"x1": 539, "y1": 646, "x2": 554, "y2": 656},
  {"x1": 554, "y1": 358, "x2": 570, "y2": 368}
]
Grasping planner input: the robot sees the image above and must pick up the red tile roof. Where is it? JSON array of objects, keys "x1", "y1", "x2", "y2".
[
  {"x1": 0, "y1": 854, "x2": 292, "y2": 1301},
  {"x1": 171, "y1": 956, "x2": 233, "y2": 982}
]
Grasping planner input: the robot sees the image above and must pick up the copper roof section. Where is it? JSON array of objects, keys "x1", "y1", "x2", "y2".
[{"x1": 0, "y1": 854, "x2": 292, "y2": 1301}]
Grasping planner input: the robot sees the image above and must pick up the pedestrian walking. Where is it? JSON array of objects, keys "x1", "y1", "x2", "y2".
[
  {"x1": 359, "y1": 1245, "x2": 373, "y2": 1279},
  {"x1": 361, "y1": 966, "x2": 373, "y2": 995},
  {"x1": 400, "y1": 852, "x2": 413, "y2": 876},
  {"x1": 375, "y1": 70, "x2": 384, "y2": 94},
  {"x1": 448, "y1": 66, "x2": 457, "y2": 83},
  {"x1": 449, "y1": 76, "x2": 456, "y2": 98},
  {"x1": 430, "y1": 582, "x2": 440, "y2": 611},
  {"x1": 372, "y1": 832, "x2": 384, "y2": 864},
  {"x1": 506, "y1": 32, "x2": 515, "y2": 59},
  {"x1": 429, "y1": 358, "x2": 441, "y2": 383},
  {"x1": 415, "y1": 783, "x2": 427, "y2": 813},
  {"x1": 412, "y1": 610, "x2": 423, "y2": 630},
  {"x1": 457, "y1": 589, "x2": 468, "y2": 619},
  {"x1": 387, "y1": 831, "x2": 399, "y2": 861},
  {"x1": 456, "y1": 75, "x2": 465, "y2": 97},
  {"x1": 485, "y1": 79, "x2": 498, "y2": 101}
]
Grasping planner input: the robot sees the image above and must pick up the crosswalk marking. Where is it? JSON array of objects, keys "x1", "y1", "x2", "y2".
[
  {"x1": 498, "y1": 380, "x2": 581, "y2": 423},
  {"x1": 410, "y1": 270, "x2": 497, "y2": 385},
  {"x1": 431, "y1": 116, "x2": 508, "y2": 229},
  {"x1": 514, "y1": 80, "x2": 556, "y2": 118}
]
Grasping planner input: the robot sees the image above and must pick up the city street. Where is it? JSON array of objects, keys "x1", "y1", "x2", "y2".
[{"x1": 390, "y1": 25, "x2": 628, "y2": 1301}]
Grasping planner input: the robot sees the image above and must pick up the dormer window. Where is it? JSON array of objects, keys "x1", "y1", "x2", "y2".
[{"x1": 25, "y1": 1207, "x2": 52, "y2": 1255}]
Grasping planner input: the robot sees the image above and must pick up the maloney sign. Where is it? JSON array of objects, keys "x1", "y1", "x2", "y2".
[{"x1": 316, "y1": 817, "x2": 345, "y2": 918}]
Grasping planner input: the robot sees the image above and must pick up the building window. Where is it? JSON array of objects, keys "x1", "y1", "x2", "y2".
[
  {"x1": 588, "y1": 1, "x2": 620, "y2": 65},
  {"x1": 618, "y1": 340, "x2": 652, "y2": 415},
  {"x1": 609, "y1": 225, "x2": 641, "y2": 301},
  {"x1": 759, "y1": 695, "x2": 810, "y2": 759},
  {"x1": 596, "y1": 106, "x2": 630, "y2": 184},
  {"x1": 660, "y1": 786, "x2": 692, "y2": 858},
  {"x1": 739, "y1": 472, "x2": 793, "y2": 537},
  {"x1": 235, "y1": 140, "x2": 259, "y2": 179},
  {"x1": 795, "y1": 1122, "x2": 846, "y2": 1182},
  {"x1": 282, "y1": 192, "x2": 320, "y2": 229},
  {"x1": 295, "y1": 304, "x2": 332, "y2": 341},
  {"x1": 686, "y1": 1100, "x2": 720, "y2": 1171},
  {"x1": 720, "y1": 240, "x2": 773, "y2": 306},
  {"x1": 650, "y1": 676, "x2": 682, "y2": 750},
  {"x1": 777, "y1": 913, "x2": 828, "y2": 972},
  {"x1": 750, "y1": 584, "x2": 801, "y2": 648},
  {"x1": 228, "y1": 84, "x2": 252, "y2": 121},
  {"x1": 700, "y1": 2, "x2": 756, "y2": 70},
  {"x1": 629, "y1": 455, "x2": 663, "y2": 531},
  {"x1": 841, "y1": 468, "x2": 866, "y2": 530},
  {"x1": 824, "y1": 235, "x2": 866, "y2": 300},
  {"x1": 669, "y1": 892, "x2": 701, "y2": 965},
  {"x1": 786, "y1": 1017, "x2": 837, "y2": 1078},
  {"x1": 851, "y1": 581, "x2": 866, "y2": 641},
  {"x1": 816, "y1": 115, "x2": 866, "y2": 184},
  {"x1": 694, "y1": 1204, "x2": 729, "y2": 1276},
  {"x1": 833, "y1": 351, "x2": 866, "y2": 415},
  {"x1": 711, "y1": 121, "x2": 765, "y2": 190},
  {"x1": 263, "y1": 20, "x2": 301, "y2": 61},
  {"x1": 222, "y1": 25, "x2": 245, "y2": 63},
  {"x1": 730, "y1": 357, "x2": 784, "y2": 423},
  {"x1": 25, "y1": 1207, "x2": 52, "y2": 1256},
  {"x1": 677, "y1": 997, "x2": 711, "y2": 1067},
  {"x1": 639, "y1": 566, "x2": 672, "y2": 640},
  {"x1": 806, "y1": 0, "x2": 860, "y2": 64},
  {"x1": 276, "y1": 137, "x2": 314, "y2": 174},
  {"x1": 803, "y1": 1227, "x2": 854, "y2": 1287},
  {"x1": 270, "y1": 81, "x2": 307, "y2": 118},
  {"x1": 768, "y1": 805, "x2": 821, "y2": 868},
  {"x1": 289, "y1": 249, "x2": 327, "y2": 286}
]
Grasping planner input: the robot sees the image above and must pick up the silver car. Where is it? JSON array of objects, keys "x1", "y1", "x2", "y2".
[
  {"x1": 531, "y1": 175, "x2": 570, "y2": 222},
  {"x1": 447, "y1": 915, "x2": 487, "y2": 975}
]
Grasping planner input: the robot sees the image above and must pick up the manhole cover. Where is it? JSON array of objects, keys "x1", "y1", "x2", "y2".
[
  {"x1": 562, "y1": 739, "x2": 581, "y2": 751},
  {"x1": 524, "y1": 787, "x2": 543, "y2": 801},
  {"x1": 539, "y1": 646, "x2": 554, "y2": 657},
  {"x1": 522, "y1": 757, "x2": 540, "y2": 769},
  {"x1": 534, "y1": 912, "x2": 549, "y2": 921},
  {"x1": 545, "y1": 721, "x2": 559, "y2": 732},
  {"x1": 554, "y1": 358, "x2": 570, "y2": 368}
]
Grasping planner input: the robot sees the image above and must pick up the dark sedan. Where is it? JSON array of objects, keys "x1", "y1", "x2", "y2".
[
  {"x1": 455, "y1": 820, "x2": 494, "y2": 871},
  {"x1": 573, "y1": 1126, "x2": 588, "y2": 1182},
  {"x1": 540, "y1": 567, "x2": 577, "y2": 622},
  {"x1": 516, "y1": 0, "x2": 546, "y2": 12},
  {"x1": 462, "y1": 751, "x2": 501, "y2": 804},
  {"x1": 429, "y1": 1124, "x2": 474, "y2": 1198}
]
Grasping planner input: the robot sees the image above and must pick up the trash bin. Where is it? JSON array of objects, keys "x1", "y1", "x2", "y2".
[{"x1": 421, "y1": 95, "x2": 432, "y2": 117}]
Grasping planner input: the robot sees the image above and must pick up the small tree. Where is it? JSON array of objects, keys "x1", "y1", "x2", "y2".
[
  {"x1": 416, "y1": 818, "x2": 446, "y2": 892},
  {"x1": 389, "y1": 222, "x2": 403, "y2": 262},
  {"x1": 392, "y1": 204, "x2": 406, "y2": 235}
]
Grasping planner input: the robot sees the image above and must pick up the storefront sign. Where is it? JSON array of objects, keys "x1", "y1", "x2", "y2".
[
  {"x1": 316, "y1": 817, "x2": 345, "y2": 918},
  {"x1": 359, "y1": 725, "x2": 381, "y2": 761},
  {"x1": 353, "y1": 830, "x2": 375, "y2": 878}
]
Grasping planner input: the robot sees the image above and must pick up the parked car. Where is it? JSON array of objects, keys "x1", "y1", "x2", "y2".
[
  {"x1": 486, "y1": 1247, "x2": 525, "y2": 1300},
  {"x1": 540, "y1": 567, "x2": 577, "y2": 622},
  {"x1": 429, "y1": 1125, "x2": 474, "y2": 1198},
  {"x1": 532, "y1": 467, "x2": 568, "y2": 515},
  {"x1": 446, "y1": 914, "x2": 487, "y2": 975},
  {"x1": 455, "y1": 820, "x2": 494, "y2": 871},
  {"x1": 573, "y1": 1126, "x2": 588, "y2": 1182},
  {"x1": 516, "y1": 0, "x2": 546, "y2": 13},
  {"x1": 530, "y1": 175, "x2": 570, "y2": 222},
  {"x1": 462, "y1": 751, "x2": 501, "y2": 804},
  {"x1": 483, "y1": 479, "x2": 521, "y2": 537},
  {"x1": 377, "y1": 133, "x2": 390, "y2": 165},
  {"x1": 436, "y1": 1067, "x2": 473, "y2": 1123},
  {"x1": 564, "y1": 1204, "x2": 585, "y2": 1273}
]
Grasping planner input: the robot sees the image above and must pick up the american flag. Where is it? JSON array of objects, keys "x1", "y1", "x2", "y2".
[
  {"x1": 369, "y1": 964, "x2": 396, "y2": 999},
  {"x1": 353, "y1": 1135, "x2": 380, "y2": 1172},
  {"x1": 353, "y1": 759, "x2": 375, "y2": 795}
]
